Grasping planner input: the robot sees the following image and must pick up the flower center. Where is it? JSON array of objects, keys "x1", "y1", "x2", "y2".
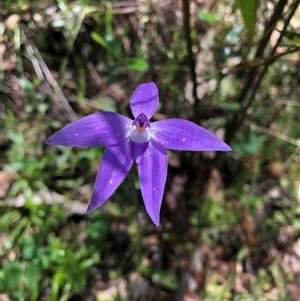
[
  {"x1": 129, "y1": 113, "x2": 150, "y2": 143},
  {"x1": 132, "y1": 113, "x2": 150, "y2": 132}
]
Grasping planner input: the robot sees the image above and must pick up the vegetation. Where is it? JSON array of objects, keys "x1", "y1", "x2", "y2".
[{"x1": 1, "y1": 0, "x2": 299, "y2": 300}]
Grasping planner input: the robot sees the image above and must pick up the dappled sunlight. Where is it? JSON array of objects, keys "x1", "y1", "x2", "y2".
[{"x1": 1, "y1": 0, "x2": 299, "y2": 300}]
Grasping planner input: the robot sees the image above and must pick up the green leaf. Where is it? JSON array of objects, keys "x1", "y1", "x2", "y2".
[
  {"x1": 22, "y1": 236, "x2": 37, "y2": 260},
  {"x1": 198, "y1": 10, "x2": 219, "y2": 23},
  {"x1": 231, "y1": 127, "x2": 263, "y2": 156},
  {"x1": 219, "y1": 102, "x2": 242, "y2": 113},
  {"x1": 243, "y1": 133, "x2": 262, "y2": 154},
  {"x1": 91, "y1": 32, "x2": 111, "y2": 51},
  {"x1": 237, "y1": 245, "x2": 248, "y2": 262},
  {"x1": 91, "y1": 33, "x2": 122, "y2": 59},
  {"x1": 86, "y1": 219, "x2": 110, "y2": 240},
  {"x1": 126, "y1": 58, "x2": 149, "y2": 71},
  {"x1": 105, "y1": 202, "x2": 124, "y2": 217},
  {"x1": 24, "y1": 262, "x2": 42, "y2": 291},
  {"x1": 284, "y1": 30, "x2": 300, "y2": 44},
  {"x1": 225, "y1": 25, "x2": 245, "y2": 44},
  {"x1": 269, "y1": 261, "x2": 287, "y2": 299},
  {"x1": 238, "y1": 0, "x2": 259, "y2": 39},
  {"x1": 231, "y1": 0, "x2": 240, "y2": 14},
  {"x1": 152, "y1": 270, "x2": 178, "y2": 290},
  {"x1": 1, "y1": 261, "x2": 23, "y2": 291}
]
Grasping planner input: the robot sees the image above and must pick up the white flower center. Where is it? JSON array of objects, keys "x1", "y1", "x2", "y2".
[{"x1": 129, "y1": 128, "x2": 150, "y2": 143}]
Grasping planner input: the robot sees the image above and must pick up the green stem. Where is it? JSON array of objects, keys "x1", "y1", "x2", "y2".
[{"x1": 129, "y1": 170, "x2": 144, "y2": 270}]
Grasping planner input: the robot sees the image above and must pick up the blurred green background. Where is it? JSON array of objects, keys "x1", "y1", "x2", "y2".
[{"x1": 1, "y1": 0, "x2": 299, "y2": 300}]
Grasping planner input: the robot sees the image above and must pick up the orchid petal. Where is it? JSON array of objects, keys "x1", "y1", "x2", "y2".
[
  {"x1": 45, "y1": 112, "x2": 132, "y2": 147},
  {"x1": 130, "y1": 141, "x2": 148, "y2": 165},
  {"x1": 150, "y1": 119, "x2": 231, "y2": 151},
  {"x1": 87, "y1": 139, "x2": 133, "y2": 213},
  {"x1": 138, "y1": 140, "x2": 167, "y2": 225},
  {"x1": 130, "y1": 82, "x2": 159, "y2": 119}
]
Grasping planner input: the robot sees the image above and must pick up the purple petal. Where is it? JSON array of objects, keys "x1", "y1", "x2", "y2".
[
  {"x1": 87, "y1": 139, "x2": 133, "y2": 213},
  {"x1": 150, "y1": 119, "x2": 231, "y2": 151},
  {"x1": 130, "y1": 82, "x2": 159, "y2": 119},
  {"x1": 45, "y1": 112, "x2": 132, "y2": 147},
  {"x1": 130, "y1": 141, "x2": 148, "y2": 165},
  {"x1": 138, "y1": 140, "x2": 167, "y2": 225}
]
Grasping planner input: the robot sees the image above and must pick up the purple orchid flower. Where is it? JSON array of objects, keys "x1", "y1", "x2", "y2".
[{"x1": 45, "y1": 82, "x2": 231, "y2": 225}]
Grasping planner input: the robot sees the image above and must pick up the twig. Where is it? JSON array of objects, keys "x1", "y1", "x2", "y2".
[
  {"x1": 24, "y1": 38, "x2": 77, "y2": 122},
  {"x1": 275, "y1": 100, "x2": 300, "y2": 106},
  {"x1": 224, "y1": 0, "x2": 295, "y2": 144},
  {"x1": 234, "y1": 0, "x2": 288, "y2": 105},
  {"x1": 227, "y1": 46, "x2": 300, "y2": 74},
  {"x1": 25, "y1": 43, "x2": 44, "y2": 81},
  {"x1": 182, "y1": 0, "x2": 200, "y2": 117},
  {"x1": 242, "y1": 0, "x2": 299, "y2": 120},
  {"x1": 281, "y1": 147, "x2": 300, "y2": 171},
  {"x1": 244, "y1": 121, "x2": 300, "y2": 147},
  {"x1": 255, "y1": 0, "x2": 289, "y2": 58},
  {"x1": 269, "y1": 0, "x2": 299, "y2": 57}
]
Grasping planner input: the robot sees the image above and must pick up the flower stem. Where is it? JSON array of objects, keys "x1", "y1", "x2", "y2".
[{"x1": 129, "y1": 169, "x2": 144, "y2": 271}]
